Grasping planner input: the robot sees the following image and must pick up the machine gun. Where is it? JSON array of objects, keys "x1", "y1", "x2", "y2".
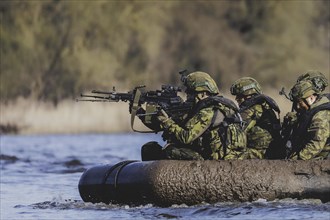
[{"x1": 77, "y1": 85, "x2": 193, "y2": 132}]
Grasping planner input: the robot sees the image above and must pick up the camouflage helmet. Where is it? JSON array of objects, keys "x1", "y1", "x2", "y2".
[
  {"x1": 230, "y1": 77, "x2": 262, "y2": 96},
  {"x1": 297, "y1": 70, "x2": 328, "y2": 93},
  {"x1": 183, "y1": 71, "x2": 219, "y2": 94},
  {"x1": 289, "y1": 80, "x2": 316, "y2": 101}
]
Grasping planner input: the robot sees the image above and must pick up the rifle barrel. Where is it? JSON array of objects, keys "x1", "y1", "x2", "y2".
[
  {"x1": 76, "y1": 99, "x2": 115, "y2": 102},
  {"x1": 136, "y1": 112, "x2": 158, "y2": 117},
  {"x1": 92, "y1": 90, "x2": 113, "y2": 94},
  {"x1": 80, "y1": 94, "x2": 109, "y2": 99}
]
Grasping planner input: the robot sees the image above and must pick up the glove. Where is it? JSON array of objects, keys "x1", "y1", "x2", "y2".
[
  {"x1": 157, "y1": 109, "x2": 169, "y2": 123},
  {"x1": 283, "y1": 112, "x2": 297, "y2": 126},
  {"x1": 129, "y1": 102, "x2": 144, "y2": 115}
]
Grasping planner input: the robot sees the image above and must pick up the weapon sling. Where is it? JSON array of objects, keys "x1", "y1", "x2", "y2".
[{"x1": 130, "y1": 88, "x2": 155, "y2": 133}]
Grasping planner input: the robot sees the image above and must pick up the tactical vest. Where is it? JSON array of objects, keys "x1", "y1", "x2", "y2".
[
  {"x1": 239, "y1": 94, "x2": 287, "y2": 159},
  {"x1": 291, "y1": 101, "x2": 330, "y2": 157},
  {"x1": 239, "y1": 94, "x2": 281, "y2": 134},
  {"x1": 193, "y1": 96, "x2": 247, "y2": 159}
]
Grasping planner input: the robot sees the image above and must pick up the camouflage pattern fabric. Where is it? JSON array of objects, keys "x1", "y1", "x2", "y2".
[
  {"x1": 221, "y1": 122, "x2": 247, "y2": 160},
  {"x1": 290, "y1": 96, "x2": 330, "y2": 160},
  {"x1": 230, "y1": 77, "x2": 262, "y2": 96},
  {"x1": 296, "y1": 70, "x2": 328, "y2": 94},
  {"x1": 240, "y1": 103, "x2": 274, "y2": 159},
  {"x1": 160, "y1": 106, "x2": 222, "y2": 160},
  {"x1": 160, "y1": 101, "x2": 247, "y2": 160},
  {"x1": 183, "y1": 71, "x2": 219, "y2": 95},
  {"x1": 163, "y1": 144, "x2": 204, "y2": 160}
]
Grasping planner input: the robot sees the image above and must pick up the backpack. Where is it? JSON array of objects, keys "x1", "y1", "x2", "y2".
[
  {"x1": 195, "y1": 96, "x2": 247, "y2": 159},
  {"x1": 239, "y1": 94, "x2": 281, "y2": 133},
  {"x1": 290, "y1": 101, "x2": 330, "y2": 156},
  {"x1": 239, "y1": 94, "x2": 287, "y2": 159}
]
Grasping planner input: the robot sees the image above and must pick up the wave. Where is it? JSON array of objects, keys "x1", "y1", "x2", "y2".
[
  {"x1": 25, "y1": 197, "x2": 330, "y2": 220},
  {"x1": 0, "y1": 154, "x2": 19, "y2": 163}
]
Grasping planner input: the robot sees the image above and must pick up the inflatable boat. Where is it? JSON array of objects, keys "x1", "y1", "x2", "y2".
[{"x1": 78, "y1": 160, "x2": 330, "y2": 206}]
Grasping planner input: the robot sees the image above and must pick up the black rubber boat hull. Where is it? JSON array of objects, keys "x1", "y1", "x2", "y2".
[{"x1": 78, "y1": 160, "x2": 330, "y2": 206}]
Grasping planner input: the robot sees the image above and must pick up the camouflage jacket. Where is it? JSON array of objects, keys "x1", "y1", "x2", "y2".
[
  {"x1": 239, "y1": 96, "x2": 281, "y2": 159},
  {"x1": 290, "y1": 95, "x2": 330, "y2": 160},
  {"x1": 160, "y1": 105, "x2": 221, "y2": 160},
  {"x1": 160, "y1": 97, "x2": 240, "y2": 160}
]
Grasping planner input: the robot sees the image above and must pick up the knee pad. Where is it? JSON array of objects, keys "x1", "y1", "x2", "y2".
[{"x1": 141, "y1": 142, "x2": 164, "y2": 161}]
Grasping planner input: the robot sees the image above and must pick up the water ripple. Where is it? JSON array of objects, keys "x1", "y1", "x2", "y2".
[{"x1": 0, "y1": 154, "x2": 19, "y2": 163}]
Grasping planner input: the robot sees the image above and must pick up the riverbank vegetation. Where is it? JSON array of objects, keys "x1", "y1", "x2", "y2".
[
  {"x1": 0, "y1": 89, "x2": 290, "y2": 134},
  {"x1": 1, "y1": 0, "x2": 329, "y2": 134}
]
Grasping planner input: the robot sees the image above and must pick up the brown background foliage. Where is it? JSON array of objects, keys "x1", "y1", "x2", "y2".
[
  {"x1": 0, "y1": 0, "x2": 329, "y2": 134},
  {"x1": 1, "y1": 0, "x2": 329, "y2": 104}
]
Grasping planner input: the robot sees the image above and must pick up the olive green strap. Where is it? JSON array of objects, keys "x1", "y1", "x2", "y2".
[
  {"x1": 244, "y1": 119, "x2": 256, "y2": 132},
  {"x1": 130, "y1": 88, "x2": 142, "y2": 132},
  {"x1": 130, "y1": 88, "x2": 153, "y2": 133}
]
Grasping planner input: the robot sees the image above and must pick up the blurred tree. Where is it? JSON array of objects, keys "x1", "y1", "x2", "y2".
[{"x1": 0, "y1": 0, "x2": 328, "y2": 103}]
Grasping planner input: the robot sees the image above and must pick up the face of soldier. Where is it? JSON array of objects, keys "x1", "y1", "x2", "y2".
[
  {"x1": 195, "y1": 92, "x2": 209, "y2": 103},
  {"x1": 235, "y1": 95, "x2": 244, "y2": 105},
  {"x1": 295, "y1": 95, "x2": 316, "y2": 112},
  {"x1": 235, "y1": 95, "x2": 251, "y2": 105},
  {"x1": 305, "y1": 95, "x2": 316, "y2": 106},
  {"x1": 295, "y1": 99, "x2": 309, "y2": 112}
]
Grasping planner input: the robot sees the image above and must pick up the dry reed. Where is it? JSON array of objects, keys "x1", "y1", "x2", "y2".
[
  {"x1": 0, "y1": 98, "x2": 148, "y2": 134},
  {"x1": 0, "y1": 89, "x2": 294, "y2": 135}
]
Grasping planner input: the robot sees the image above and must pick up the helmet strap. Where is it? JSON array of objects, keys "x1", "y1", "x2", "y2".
[{"x1": 302, "y1": 99, "x2": 310, "y2": 109}]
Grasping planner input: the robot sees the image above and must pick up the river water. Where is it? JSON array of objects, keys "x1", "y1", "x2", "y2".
[{"x1": 1, "y1": 133, "x2": 329, "y2": 220}]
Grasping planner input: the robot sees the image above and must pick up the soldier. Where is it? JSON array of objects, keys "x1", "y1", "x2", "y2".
[
  {"x1": 284, "y1": 79, "x2": 330, "y2": 160},
  {"x1": 230, "y1": 77, "x2": 285, "y2": 159},
  {"x1": 140, "y1": 71, "x2": 245, "y2": 161}
]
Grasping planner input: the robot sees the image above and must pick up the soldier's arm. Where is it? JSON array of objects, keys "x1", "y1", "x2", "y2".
[
  {"x1": 298, "y1": 110, "x2": 330, "y2": 160},
  {"x1": 241, "y1": 105, "x2": 262, "y2": 131},
  {"x1": 160, "y1": 107, "x2": 214, "y2": 144}
]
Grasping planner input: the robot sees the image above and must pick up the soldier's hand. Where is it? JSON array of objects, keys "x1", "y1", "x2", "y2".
[
  {"x1": 129, "y1": 103, "x2": 144, "y2": 115},
  {"x1": 157, "y1": 109, "x2": 169, "y2": 123}
]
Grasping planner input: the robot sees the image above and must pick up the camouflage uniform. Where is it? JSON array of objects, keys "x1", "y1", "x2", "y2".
[
  {"x1": 160, "y1": 96, "x2": 243, "y2": 160},
  {"x1": 230, "y1": 77, "x2": 283, "y2": 159},
  {"x1": 239, "y1": 104, "x2": 274, "y2": 158},
  {"x1": 141, "y1": 71, "x2": 243, "y2": 160},
  {"x1": 157, "y1": 71, "x2": 223, "y2": 160},
  {"x1": 160, "y1": 105, "x2": 220, "y2": 160},
  {"x1": 287, "y1": 79, "x2": 330, "y2": 160},
  {"x1": 213, "y1": 101, "x2": 247, "y2": 160}
]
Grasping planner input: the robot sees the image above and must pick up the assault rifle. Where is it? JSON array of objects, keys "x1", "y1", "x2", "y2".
[
  {"x1": 77, "y1": 85, "x2": 193, "y2": 132},
  {"x1": 279, "y1": 87, "x2": 296, "y2": 158}
]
